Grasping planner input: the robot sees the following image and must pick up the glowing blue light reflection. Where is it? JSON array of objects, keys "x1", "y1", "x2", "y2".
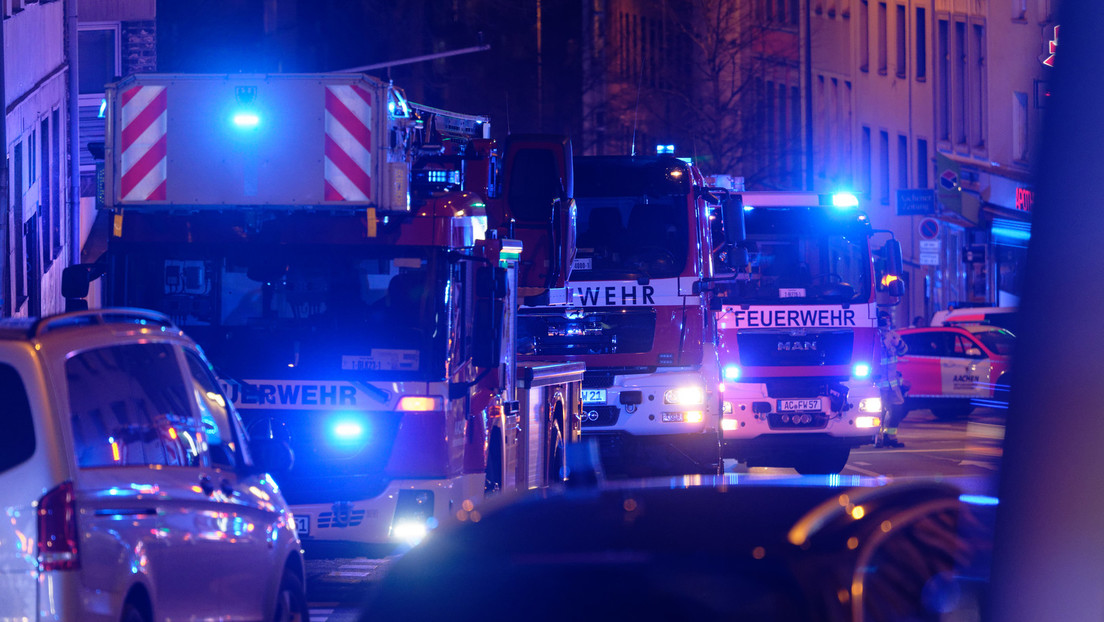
[
  {"x1": 232, "y1": 112, "x2": 260, "y2": 128},
  {"x1": 852, "y1": 363, "x2": 871, "y2": 378}
]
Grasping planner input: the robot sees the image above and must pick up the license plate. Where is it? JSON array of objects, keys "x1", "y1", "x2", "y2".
[
  {"x1": 294, "y1": 515, "x2": 310, "y2": 536},
  {"x1": 582, "y1": 389, "x2": 607, "y2": 404},
  {"x1": 661, "y1": 412, "x2": 684, "y2": 422},
  {"x1": 777, "y1": 398, "x2": 824, "y2": 412}
]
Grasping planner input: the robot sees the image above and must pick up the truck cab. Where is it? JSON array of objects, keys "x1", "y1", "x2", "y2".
[{"x1": 711, "y1": 192, "x2": 904, "y2": 474}]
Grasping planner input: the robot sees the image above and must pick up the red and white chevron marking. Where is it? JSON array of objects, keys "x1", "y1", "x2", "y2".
[
  {"x1": 119, "y1": 85, "x2": 168, "y2": 201},
  {"x1": 324, "y1": 85, "x2": 373, "y2": 201}
]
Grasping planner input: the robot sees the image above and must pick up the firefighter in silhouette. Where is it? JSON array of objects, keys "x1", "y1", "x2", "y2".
[{"x1": 876, "y1": 311, "x2": 909, "y2": 447}]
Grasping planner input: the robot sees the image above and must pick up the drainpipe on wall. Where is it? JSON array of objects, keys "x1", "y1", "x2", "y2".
[
  {"x1": 0, "y1": 11, "x2": 8, "y2": 316},
  {"x1": 67, "y1": 0, "x2": 79, "y2": 267}
]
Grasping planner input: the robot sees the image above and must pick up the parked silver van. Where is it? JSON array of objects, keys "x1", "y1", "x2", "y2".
[{"x1": 0, "y1": 309, "x2": 307, "y2": 622}]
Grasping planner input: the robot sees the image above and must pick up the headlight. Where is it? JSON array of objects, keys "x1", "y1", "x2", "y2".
[
  {"x1": 663, "y1": 386, "x2": 704, "y2": 405},
  {"x1": 858, "y1": 397, "x2": 882, "y2": 413},
  {"x1": 721, "y1": 418, "x2": 738, "y2": 431},
  {"x1": 855, "y1": 415, "x2": 881, "y2": 428}
]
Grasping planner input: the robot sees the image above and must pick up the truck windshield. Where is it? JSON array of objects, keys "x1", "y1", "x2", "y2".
[
  {"x1": 734, "y1": 208, "x2": 872, "y2": 304},
  {"x1": 116, "y1": 247, "x2": 447, "y2": 381},
  {"x1": 572, "y1": 156, "x2": 692, "y2": 280}
]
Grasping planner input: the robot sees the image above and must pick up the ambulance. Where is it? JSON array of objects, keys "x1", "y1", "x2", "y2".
[{"x1": 896, "y1": 324, "x2": 1015, "y2": 419}]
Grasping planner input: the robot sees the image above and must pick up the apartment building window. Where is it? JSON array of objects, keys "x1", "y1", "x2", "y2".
[
  {"x1": 1013, "y1": 0, "x2": 1026, "y2": 20},
  {"x1": 862, "y1": 126, "x2": 872, "y2": 197},
  {"x1": 39, "y1": 119, "x2": 50, "y2": 271},
  {"x1": 878, "y1": 2, "x2": 888, "y2": 74},
  {"x1": 898, "y1": 134, "x2": 908, "y2": 188},
  {"x1": 766, "y1": 81, "x2": 777, "y2": 170},
  {"x1": 817, "y1": 75, "x2": 827, "y2": 178},
  {"x1": 51, "y1": 109, "x2": 62, "y2": 258},
  {"x1": 845, "y1": 81, "x2": 853, "y2": 179},
  {"x1": 13, "y1": 142, "x2": 24, "y2": 309},
  {"x1": 917, "y1": 138, "x2": 929, "y2": 187},
  {"x1": 831, "y1": 78, "x2": 841, "y2": 179},
  {"x1": 879, "y1": 130, "x2": 890, "y2": 204},
  {"x1": 1013, "y1": 92, "x2": 1029, "y2": 162},
  {"x1": 971, "y1": 23, "x2": 987, "y2": 150},
  {"x1": 78, "y1": 26, "x2": 120, "y2": 96},
  {"x1": 789, "y1": 0, "x2": 799, "y2": 26},
  {"x1": 791, "y1": 85, "x2": 801, "y2": 186},
  {"x1": 896, "y1": 5, "x2": 907, "y2": 78},
  {"x1": 937, "y1": 19, "x2": 950, "y2": 141},
  {"x1": 916, "y1": 8, "x2": 927, "y2": 80},
  {"x1": 954, "y1": 20, "x2": 967, "y2": 146},
  {"x1": 860, "y1": 0, "x2": 869, "y2": 71}
]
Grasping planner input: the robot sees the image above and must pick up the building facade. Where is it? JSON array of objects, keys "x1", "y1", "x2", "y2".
[
  {"x1": 3, "y1": 0, "x2": 71, "y2": 317},
  {"x1": 805, "y1": 0, "x2": 1051, "y2": 323}
]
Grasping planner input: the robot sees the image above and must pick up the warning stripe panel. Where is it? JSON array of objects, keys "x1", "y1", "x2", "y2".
[
  {"x1": 119, "y1": 85, "x2": 167, "y2": 201},
  {"x1": 324, "y1": 85, "x2": 372, "y2": 201}
]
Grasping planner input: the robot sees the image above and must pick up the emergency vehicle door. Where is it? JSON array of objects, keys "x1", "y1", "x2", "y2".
[
  {"x1": 940, "y1": 334, "x2": 991, "y2": 398},
  {"x1": 496, "y1": 135, "x2": 575, "y2": 291}
]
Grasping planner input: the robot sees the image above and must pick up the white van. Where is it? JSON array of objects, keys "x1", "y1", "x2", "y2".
[
  {"x1": 0, "y1": 309, "x2": 307, "y2": 622},
  {"x1": 930, "y1": 306, "x2": 1018, "y2": 333}
]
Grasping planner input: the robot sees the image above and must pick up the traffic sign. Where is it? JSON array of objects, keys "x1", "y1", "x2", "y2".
[
  {"x1": 897, "y1": 189, "x2": 935, "y2": 216},
  {"x1": 919, "y1": 239, "x2": 941, "y2": 252},
  {"x1": 919, "y1": 218, "x2": 940, "y2": 240},
  {"x1": 919, "y1": 252, "x2": 940, "y2": 265}
]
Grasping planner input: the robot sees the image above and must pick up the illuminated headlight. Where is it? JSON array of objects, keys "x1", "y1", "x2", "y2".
[
  {"x1": 664, "y1": 387, "x2": 704, "y2": 405},
  {"x1": 721, "y1": 418, "x2": 738, "y2": 431},
  {"x1": 684, "y1": 411, "x2": 704, "y2": 423},
  {"x1": 723, "y1": 365, "x2": 741, "y2": 380},
  {"x1": 852, "y1": 363, "x2": 871, "y2": 378},
  {"x1": 397, "y1": 396, "x2": 444, "y2": 411},
  {"x1": 855, "y1": 415, "x2": 881, "y2": 428},
  {"x1": 391, "y1": 520, "x2": 428, "y2": 546},
  {"x1": 722, "y1": 400, "x2": 734, "y2": 415},
  {"x1": 858, "y1": 397, "x2": 882, "y2": 413}
]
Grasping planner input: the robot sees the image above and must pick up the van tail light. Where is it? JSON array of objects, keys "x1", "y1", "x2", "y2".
[{"x1": 37, "y1": 481, "x2": 79, "y2": 571}]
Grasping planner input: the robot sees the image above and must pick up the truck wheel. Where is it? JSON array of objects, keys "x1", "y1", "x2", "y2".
[
  {"x1": 793, "y1": 447, "x2": 850, "y2": 475},
  {"x1": 931, "y1": 402, "x2": 973, "y2": 420}
]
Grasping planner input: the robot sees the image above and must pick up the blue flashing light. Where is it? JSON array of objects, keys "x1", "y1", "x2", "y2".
[
  {"x1": 852, "y1": 363, "x2": 871, "y2": 378},
  {"x1": 831, "y1": 192, "x2": 859, "y2": 208},
  {"x1": 98, "y1": 98, "x2": 107, "y2": 119},
  {"x1": 232, "y1": 111, "x2": 260, "y2": 129},
  {"x1": 327, "y1": 416, "x2": 369, "y2": 449},
  {"x1": 723, "y1": 365, "x2": 741, "y2": 380},
  {"x1": 332, "y1": 420, "x2": 364, "y2": 439},
  {"x1": 656, "y1": 144, "x2": 675, "y2": 154},
  {"x1": 959, "y1": 494, "x2": 1000, "y2": 506}
]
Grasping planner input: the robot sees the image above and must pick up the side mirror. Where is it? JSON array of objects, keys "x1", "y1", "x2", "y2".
[
  {"x1": 882, "y1": 239, "x2": 904, "y2": 279},
  {"x1": 721, "y1": 196, "x2": 746, "y2": 246},
  {"x1": 62, "y1": 263, "x2": 106, "y2": 312},
  {"x1": 249, "y1": 437, "x2": 294, "y2": 477},
  {"x1": 887, "y1": 278, "x2": 905, "y2": 297},
  {"x1": 473, "y1": 266, "x2": 507, "y2": 369}
]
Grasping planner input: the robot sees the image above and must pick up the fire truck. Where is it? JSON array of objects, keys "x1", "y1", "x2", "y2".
[
  {"x1": 709, "y1": 190, "x2": 905, "y2": 474},
  {"x1": 64, "y1": 73, "x2": 582, "y2": 549},
  {"x1": 517, "y1": 156, "x2": 723, "y2": 476}
]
